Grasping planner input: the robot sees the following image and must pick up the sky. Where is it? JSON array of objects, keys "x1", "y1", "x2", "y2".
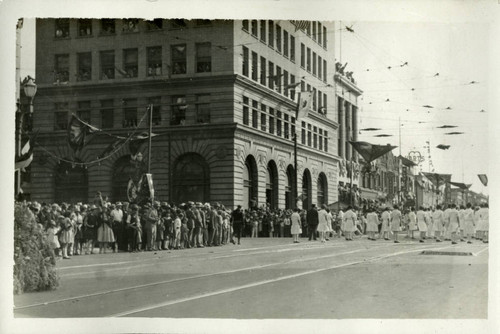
[
  {"x1": 15, "y1": 6, "x2": 493, "y2": 195},
  {"x1": 336, "y1": 21, "x2": 491, "y2": 194}
]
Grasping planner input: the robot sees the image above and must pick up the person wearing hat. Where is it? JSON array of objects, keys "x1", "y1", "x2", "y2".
[
  {"x1": 307, "y1": 204, "x2": 319, "y2": 241},
  {"x1": 46, "y1": 219, "x2": 61, "y2": 263},
  {"x1": 142, "y1": 201, "x2": 159, "y2": 251},
  {"x1": 190, "y1": 202, "x2": 205, "y2": 248},
  {"x1": 110, "y1": 202, "x2": 124, "y2": 252},
  {"x1": 126, "y1": 204, "x2": 142, "y2": 252},
  {"x1": 58, "y1": 217, "x2": 73, "y2": 259},
  {"x1": 342, "y1": 206, "x2": 357, "y2": 241},
  {"x1": 97, "y1": 205, "x2": 115, "y2": 254},
  {"x1": 230, "y1": 205, "x2": 245, "y2": 245},
  {"x1": 73, "y1": 204, "x2": 85, "y2": 255},
  {"x1": 83, "y1": 204, "x2": 100, "y2": 254}
]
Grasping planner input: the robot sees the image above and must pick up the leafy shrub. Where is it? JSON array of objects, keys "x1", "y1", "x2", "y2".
[{"x1": 13, "y1": 203, "x2": 59, "y2": 294}]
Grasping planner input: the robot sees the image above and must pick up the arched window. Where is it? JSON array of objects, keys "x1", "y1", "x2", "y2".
[
  {"x1": 285, "y1": 165, "x2": 295, "y2": 209},
  {"x1": 173, "y1": 153, "x2": 210, "y2": 204},
  {"x1": 317, "y1": 172, "x2": 328, "y2": 206},
  {"x1": 302, "y1": 169, "x2": 312, "y2": 210},
  {"x1": 266, "y1": 160, "x2": 278, "y2": 209},
  {"x1": 243, "y1": 155, "x2": 258, "y2": 209},
  {"x1": 54, "y1": 159, "x2": 88, "y2": 203}
]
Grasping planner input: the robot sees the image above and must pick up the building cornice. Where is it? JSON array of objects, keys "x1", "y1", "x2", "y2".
[{"x1": 334, "y1": 73, "x2": 363, "y2": 96}]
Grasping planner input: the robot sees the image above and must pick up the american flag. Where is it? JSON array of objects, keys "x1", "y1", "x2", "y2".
[{"x1": 291, "y1": 20, "x2": 309, "y2": 32}]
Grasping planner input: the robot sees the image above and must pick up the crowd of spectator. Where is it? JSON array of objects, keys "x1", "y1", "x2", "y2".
[{"x1": 17, "y1": 191, "x2": 489, "y2": 261}]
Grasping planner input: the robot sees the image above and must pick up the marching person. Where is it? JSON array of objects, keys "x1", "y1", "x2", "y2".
[
  {"x1": 462, "y1": 203, "x2": 475, "y2": 244},
  {"x1": 416, "y1": 206, "x2": 428, "y2": 243},
  {"x1": 432, "y1": 205, "x2": 444, "y2": 242},
  {"x1": 448, "y1": 203, "x2": 461, "y2": 245},
  {"x1": 425, "y1": 208, "x2": 434, "y2": 239},
  {"x1": 390, "y1": 205, "x2": 402, "y2": 243},
  {"x1": 477, "y1": 203, "x2": 489, "y2": 243},
  {"x1": 342, "y1": 206, "x2": 357, "y2": 241},
  {"x1": 365, "y1": 207, "x2": 379, "y2": 241},
  {"x1": 458, "y1": 205, "x2": 466, "y2": 242},
  {"x1": 379, "y1": 207, "x2": 390, "y2": 240},
  {"x1": 443, "y1": 204, "x2": 451, "y2": 241},
  {"x1": 408, "y1": 207, "x2": 417, "y2": 239}
]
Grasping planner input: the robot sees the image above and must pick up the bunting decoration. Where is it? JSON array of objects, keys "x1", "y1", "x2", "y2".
[
  {"x1": 291, "y1": 20, "x2": 309, "y2": 32},
  {"x1": 348, "y1": 141, "x2": 397, "y2": 163},
  {"x1": 477, "y1": 174, "x2": 488, "y2": 187}
]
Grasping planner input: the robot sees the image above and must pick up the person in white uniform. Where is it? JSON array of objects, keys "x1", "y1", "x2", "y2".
[
  {"x1": 448, "y1": 204, "x2": 461, "y2": 244},
  {"x1": 408, "y1": 207, "x2": 417, "y2": 239},
  {"x1": 477, "y1": 203, "x2": 489, "y2": 243},
  {"x1": 462, "y1": 203, "x2": 475, "y2": 244},
  {"x1": 443, "y1": 204, "x2": 451, "y2": 241},
  {"x1": 432, "y1": 205, "x2": 444, "y2": 242},
  {"x1": 390, "y1": 205, "x2": 402, "y2": 243},
  {"x1": 379, "y1": 207, "x2": 391, "y2": 240},
  {"x1": 416, "y1": 206, "x2": 427, "y2": 243},
  {"x1": 458, "y1": 205, "x2": 466, "y2": 242},
  {"x1": 343, "y1": 206, "x2": 357, "y2": 241},
  {"x1": 425, "y1": 208, "x2": 434, "y2": 239},
  {"x1": 365, "y1": 207, "x2": 379, "y2": 241}
]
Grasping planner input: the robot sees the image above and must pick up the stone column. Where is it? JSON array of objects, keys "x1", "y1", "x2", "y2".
[
  {"x1": 338, "y1": 97, "x2": 345, "y2": 159},
  {"x1": 352, "y1": 105, "x2": 358, "y2": 162},
  {"x1": 345, "y1": 101, "x2": 352, "y2": 160}
]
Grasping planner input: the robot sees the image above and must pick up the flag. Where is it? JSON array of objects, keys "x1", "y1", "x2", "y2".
[
  {"x1": 448, "y1": 181, "x2": 472, "y2": 190},
  {"x1": 296, "y1": 91, "x2": 313, "y2": 119},
  {"x1": 292, "y1": 20, "x2": 309, "y2": 32},
  {"x1": 68, "y1": 114, "x2": 97, "y2": 151},
  {"x1": 348, "y1": 141, "x2": 397, "y2": 164},
  {"x1": 15, "y1": 152, "x2": 33, "y2": 171},
  {"x1": 21, "y1": 140, "x2": 30, "y2": 155},
  {"x1": 146, "y1": 173, "x2": 155, "y2": 200},
  {"x1": 478, "y1": 174, "x2": 488, "y2": 187}
]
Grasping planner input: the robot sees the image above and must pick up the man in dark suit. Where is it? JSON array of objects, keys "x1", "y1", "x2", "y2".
[{"x1": 307, "y1": 204, "x2": 319, "y2": 241}]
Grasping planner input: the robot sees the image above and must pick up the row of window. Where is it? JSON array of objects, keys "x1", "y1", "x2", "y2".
[
  {"x1": 242, "y1": 96, "x2": 296, "y2": 141},
  {"x1": 242, "y1": 20, "x2": 297, "y2": 62},
  {"x1": 53, "y1": 43, "x2": 211, "y2": 83},
  {"x1": 301, "y1": 121, "x2": 329, "y2": 152},
  {"x1": 300, "y1": 43, "x2": 328, "y2": 82},
  {"x1": 54, "y1": 18, "x2": 210, "y2": 39},
  {"x1": 241, "y1": 96, "x2": 329, "y2": 153},
  {"x1": 52, "y1": 95, "x2": 211, "y2": 130},
  {"x1": 241, "y1": 46, "x2": 299, "y2": 101}
]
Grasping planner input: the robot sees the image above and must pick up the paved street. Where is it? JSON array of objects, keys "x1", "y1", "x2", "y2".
[{"x1": 14, "y1": 235, "x2": 488, "y2": 319}]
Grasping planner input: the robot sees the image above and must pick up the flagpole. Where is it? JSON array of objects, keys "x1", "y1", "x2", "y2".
[
  {"x1": 294, "y1": 92, "x2": 300, "y2": 209},
  {"x1": 147, "y1": 104, "x2": 153, "y2": 204}
]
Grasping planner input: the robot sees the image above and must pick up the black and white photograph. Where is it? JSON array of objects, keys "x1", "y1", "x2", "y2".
[{"x1": 1, "y1": 0, "x2": 499, "y2": 333}]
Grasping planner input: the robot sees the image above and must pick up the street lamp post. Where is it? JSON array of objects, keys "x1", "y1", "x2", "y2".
[{"x1": 16, "y1": 76, "x2": 37, "y2": 197}]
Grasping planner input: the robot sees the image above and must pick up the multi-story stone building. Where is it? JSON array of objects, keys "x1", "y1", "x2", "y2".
[{"x1": 31, "y1": 19, "x2": 339, "y2": 209}]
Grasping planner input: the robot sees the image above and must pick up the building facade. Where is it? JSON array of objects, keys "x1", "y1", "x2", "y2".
[
  {"x1": 32, "y1": 19, "x2": 339, "y2": 209},
  {"x1": 334, "y1": 63, "x2": 362, "y2": 207}
]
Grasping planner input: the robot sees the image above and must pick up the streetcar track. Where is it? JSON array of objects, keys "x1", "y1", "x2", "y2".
[
  {"x1": 15, "y1": 243, "x2": 398, "y2": 310},
  {"x1": 109, "y1": 244, "x2": 456, "y2": 317}
]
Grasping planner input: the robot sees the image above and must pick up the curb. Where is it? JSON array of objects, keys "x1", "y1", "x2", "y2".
[{"x1": 420, "y1": 250, "x2": 473, "y2": 256}]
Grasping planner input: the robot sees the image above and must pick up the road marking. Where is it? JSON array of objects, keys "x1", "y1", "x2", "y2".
[
  {"x1": 15, "y1": 244, "x2": 396, "y2": 310},
  {"x1": 474, "y1": 247, "x2": 489, "y2": 256},
  {"x1": 109, "y1": 244, "x2": 447, "y2": 317}
]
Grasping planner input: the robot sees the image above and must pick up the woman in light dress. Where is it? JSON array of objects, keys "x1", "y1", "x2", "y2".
[
  {"x1": 476, "y1": 203, "x2": 489, "y2": 243},
  {"x1": 97, "y1": 206, "x2": 115, "y2": 254},
  {"x1": 379, "y1": 207, "x2": 391, "y2": 240},
  {"x1": 342, "y1": 206, "x2": 357, "y2": 241},
  {"x1": 317, "y1": 204, "x2": 329, "y2": 243},
  {"x1": 408, "y1": 207, "x2": 417, "y2": 239},
  {"x1": 390, "y1": 205, "x2": 402, "y2": 243},
  {"x1": 416, "y1": 206, "x2": 428, "y2": 243},
  {"x1": 432, "y1": 205, "x2": 444, "y2": 242},
  {"x1": 462, "y1": 203, "x2": 475, "y2": 244},
  {"x1": 290, "y1": 208, "x2": 302, "y2": 243},
  {"x1": 365, "y1": 207, "x2": 379, "y2": 241}
]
